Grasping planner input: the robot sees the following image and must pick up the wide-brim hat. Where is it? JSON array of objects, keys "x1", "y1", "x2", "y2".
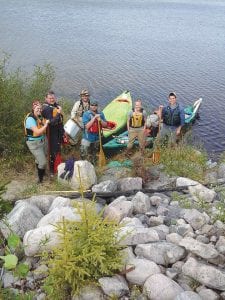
[{"x1": 80, "y1": 89, "x2": 90, "y2": 96}]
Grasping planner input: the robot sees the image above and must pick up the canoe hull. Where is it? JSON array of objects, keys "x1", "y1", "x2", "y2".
[{"x1": 102, "y1": 90, "x2": 132, "y2": 139}]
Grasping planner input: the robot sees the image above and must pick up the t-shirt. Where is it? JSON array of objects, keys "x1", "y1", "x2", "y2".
[
  {"x1": 82, "y1": 110, "x2": 106, "y2": 142},
  {"x1": 26, "y1": 117, "x2": 44, "y2": 141}
]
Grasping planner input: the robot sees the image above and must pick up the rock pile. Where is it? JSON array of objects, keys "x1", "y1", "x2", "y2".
[{"x1": 1, "y1": 163, "x2": 225, "y2": 299}]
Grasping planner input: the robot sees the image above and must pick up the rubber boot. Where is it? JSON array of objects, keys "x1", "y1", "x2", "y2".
[{"x1": 37, "y1": 168, "x2": 45, "y2": 184}]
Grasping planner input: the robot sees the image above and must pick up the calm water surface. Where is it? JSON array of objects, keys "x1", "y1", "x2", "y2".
[{"x1": 1, "y1": 0, "x2": 225, "y2": 154}]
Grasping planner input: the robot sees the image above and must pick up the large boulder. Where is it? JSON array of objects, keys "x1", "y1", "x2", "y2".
[
  {"x1": 176, "y1": 177, "x2": 216, "y2": 203},
  {"x1": 125, "y1": 258, "x2": 161, "y2": 285},
  {"x1": 179, "y1": 237, "x2": 219, "y2": 260},
  {"x1": 144, "y1": 273, "x2": 183, "y2": 300},
  {"x1": 103, "y1": 196, "x2": 133, "y2": 223},
  {"x1": 37, "y1": 207, "x2": 81, "y2": 227},
  {"x1": 182, "y1": 257, "x2": 225, "y2": 291},
  {"x1": 23, "y1": 225, "x2": 59, "y2": 256},
  {"x1": 135, "y1": 242, "x2": 186, "y2": 266},
  {"x1": 58, "y1": 160, "x2": 97, "y2": 190},
  {"x1": 98, "y1": 275, "x2": 129, "y2": 298},
  {"x1": 0, "y1": 201, "x2": 43, "y2": 238},
  {"x1": 25, "y1": 195, "x2": 56, "y2": 214}
]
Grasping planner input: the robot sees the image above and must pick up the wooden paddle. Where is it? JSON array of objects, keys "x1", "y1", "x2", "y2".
[
  {"x1": 152, "y1": 111, "x2": 161, "y2": 164},
  {"x1": 98, "y1": 119, "x2": 106, "y2": 167}
]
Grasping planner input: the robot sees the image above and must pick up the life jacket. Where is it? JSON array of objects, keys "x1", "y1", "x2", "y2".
[
  {"x1": 88, "y1": 114, "x2": 102, "y2": 134},
  {"x1": 129, "y1": 108, "x2": 145, "y2": 128},
  {"x1": 163, "y1": 105, "x2": 181, "y2": 126},
  {"x1": 42, "y1": 103, "x2": 63, "y2": 123},
  {"x1": 24, "y1": 113, "x2": 47, "y2": 138}
]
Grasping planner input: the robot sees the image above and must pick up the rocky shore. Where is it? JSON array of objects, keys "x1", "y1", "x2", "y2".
[{"x1": 1, "y1": 160, "x2": 225, "y2": 299}]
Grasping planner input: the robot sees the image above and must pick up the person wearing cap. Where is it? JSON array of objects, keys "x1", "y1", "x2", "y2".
[
  {"x1": 71, "y1": 89, "x2": 90, "y2": 127},
  {"x1": 126, "y1": 99, "x2": 147, "y2": 156},
  {"x1": 159, "y1": 92, "x2": 185, "y2": 144},
  {"x1": 24, "y1": 100, "x2": 50, "y2": 183},
  {"x1": 80, "y1": 100, "x2": 108, "y2": 164},
  {"x1": 42, "y1": 91, "x2": 64, "y2": 176}
]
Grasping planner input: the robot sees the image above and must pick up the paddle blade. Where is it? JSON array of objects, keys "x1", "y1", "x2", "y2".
[
  {"x1": 152, "y1": 150, "x2": 160, "y2": 164},
  {"x1": 98, "y1": 148, "x2": 106, "y2": 167}
]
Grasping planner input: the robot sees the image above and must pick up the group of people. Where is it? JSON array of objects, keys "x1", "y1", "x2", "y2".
[{"x1": 25, "y1": 89, "x2": 184, "y2": 184}]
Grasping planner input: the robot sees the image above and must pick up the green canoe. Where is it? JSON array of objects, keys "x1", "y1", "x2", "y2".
[
  {"x1": 102, "y1": 90, "x2": 132, "y2": 139},
  {"x1": 103, "y1": 97, "x2": 202, "y2": 150}
]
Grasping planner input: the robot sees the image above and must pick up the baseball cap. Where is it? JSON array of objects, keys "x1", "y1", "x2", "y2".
[{"x1": 90, "y1": 100, "x2": 98, "y2": 106}]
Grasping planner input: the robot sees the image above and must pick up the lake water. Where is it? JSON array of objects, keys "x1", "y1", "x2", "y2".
[{"x1": 1, "y1": 0, "x2": 225, "y2": 155}]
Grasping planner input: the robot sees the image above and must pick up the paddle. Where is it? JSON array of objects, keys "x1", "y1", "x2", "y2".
[
  {"x1": 152, "y1": 111, "x2": 161, "y2": 164},
  {"x1": 98, "y1": 119, "x2": 106, "y2": 167}
]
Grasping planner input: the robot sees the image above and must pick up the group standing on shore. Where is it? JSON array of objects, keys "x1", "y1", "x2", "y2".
[{"x1": 24, "y1": 89, "x2": 185, "y2": 184}]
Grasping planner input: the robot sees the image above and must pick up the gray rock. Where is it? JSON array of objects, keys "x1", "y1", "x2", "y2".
[
  {"x1": 131, "y1": 191, "x2": 151, "y2": 214},
  {"x1": 119, "y1": 227, "x2": 160, "y2": 246},
  {"x1": 166, "y1": 267, "x2": 179, "y2": 279},
  {"x1": 2, "y1": 271, "x2": 18, "y2": 288},
  {"x1": 157, "y1": 205, "x2": 169, "y2": 216},
  {"x1": 182, "y1": 257, "x2": 225, "y2": 290},
  {"x1": 72, "y1": 285, "x2": 104, "y2": 300},
  {"x1": 48, "y1": 196, "x2": 71, "y2": 212},
  {"x1": 196, "y1": 235, "x2": 209, "y2": 244},
  {"x1": 182, "y1": 209, "x2": 209, "y2": 230},
  {"x1": 2, "y1": 180, "x2": 27, "y2": 202},
  {"x1": 150, "y1": 195, "x2": 162, "y2": 206},
  {"x1": 149, "y1": 216, "x2": 164, "y2": 226},
  {"x1": 125, "y1": 258, "x2": 161, "y2": 285},
  {"x1": 103, "y1": 196, "x2": 133, "y2": 223},
  {"x1": 166, "y1": 233, "x2": 183, "y2": 245},
  {"x1": 92, "y1": 180, "x2": 117, "y2": 193},
  {"x1": 0, "y1": 201, "x2": 43, "y2": 238},
  {"x1": 218, "y1": 163, "x2": 225, "y2": 179},
  {"x1": 36, "y1": 293, "x2": 47, "y2": 300},
  {"x1": 179, "y1": 237, "x2": 219, "y2": 260},
  {"x1": 216, "y1": 236, "x2": 225, "y2": 255},
  {"x1": 98, "y1": 275, "x2": 129, "y2": 297},
  {"x1": 135, "y1": 241, "x2": 186, "y2": 266},
  {"x1": 176, "y1": 177, "x2": 216, "y2": 203},
  {"x1": 37, "y1": 206, "x2": 81, "y2": 227},
  {"x1": 175, "y1": 291, "x2": 202, "y2": 300},
  {"x1": 33, "y1": 264, "x2": 48, "y2": 280},
  {"x1": 23, "y1": 225, "x2": 59, "y2": 256},
  {"x1": 198, "y1": 288, "x2": 219, "y2": 300},
  {"x1": 117, "y1": 177, "x2": 142, "y2": 191},
  {"x1": 144, "y1": 273, "x2": 184, "y2": 300},
  {"x1": 25, "y1": 195, "x2": 56, "y2": 214}
]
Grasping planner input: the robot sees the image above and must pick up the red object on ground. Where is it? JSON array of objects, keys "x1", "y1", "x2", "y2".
[{"x1": 54, "y1": 153, "x2": 63, "y2": 173}]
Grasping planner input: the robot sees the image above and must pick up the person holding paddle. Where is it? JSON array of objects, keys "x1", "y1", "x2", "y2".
[
  {"x1": 80, "y1": 100, "x2": 108, "y2": 165},
  {"x1": 42, "y1": 91, "x2": 64, "y2": 176},
  {"x1": 159, "y1": 92, "x2": 185, "y2": 144}
]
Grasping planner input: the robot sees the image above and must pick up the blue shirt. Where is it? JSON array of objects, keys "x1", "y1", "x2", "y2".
[
  {"x1": 26, "y1": 116, "x2": 44, "y2": 141},
  {"x1": 82, "y1": 110, "x2": 106, "y2": 142}
]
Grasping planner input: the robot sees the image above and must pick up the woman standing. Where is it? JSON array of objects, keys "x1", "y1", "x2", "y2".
[{"x1": 24, "y1": 100, "x2": 49, "y2": 183}]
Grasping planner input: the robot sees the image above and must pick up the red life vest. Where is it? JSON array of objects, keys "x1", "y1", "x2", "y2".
[{"x1": 88, "y1": 118, "x2": 102, "y2": 134}]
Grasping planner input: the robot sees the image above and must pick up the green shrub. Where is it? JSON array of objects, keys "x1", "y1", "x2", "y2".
[
  {"x1": 159, "y1": 141, "x2": 208, "y2": 182},
  {"x1": 0, "y1": 52, "x2": 55, "y2": 158},
  {"x1": 42, "y1": 201, "x2": 126, "y2": 299}
]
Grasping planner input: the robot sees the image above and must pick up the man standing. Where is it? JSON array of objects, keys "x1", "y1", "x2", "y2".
[
  {"x1": 42, "y1": 90, "x2": 64, "y2": 176},
  {"x1": 71, "y1": 89, "x2": 90, "y2": 127},
  {"x1": 126, "y1": 99, "x2": 147, "y2": 155},
  {"x1": 159, "y1": 92, "x2": 185, "y2": 144},
  {"x1": 80, "y1": 100, "x2": 108, "y2": 165}
]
